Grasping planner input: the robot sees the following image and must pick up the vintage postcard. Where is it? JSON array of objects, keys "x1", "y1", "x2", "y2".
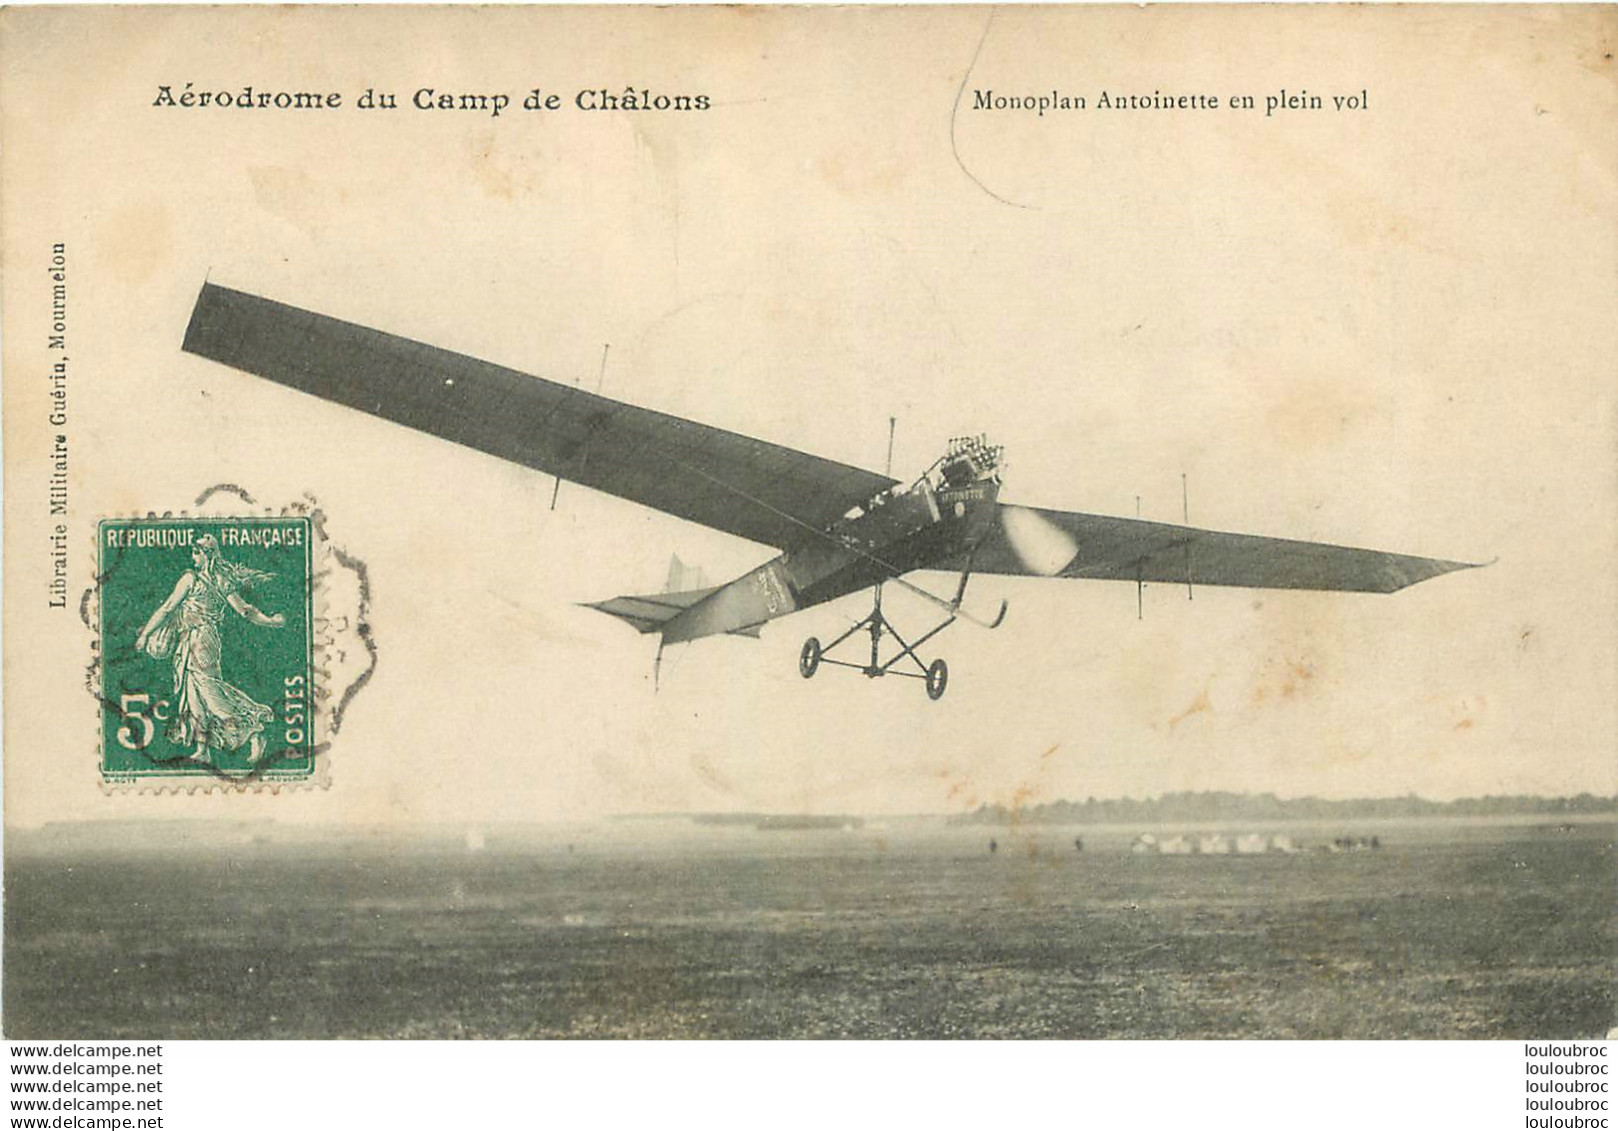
[{"x1": 2, "y1": 5, "x2": 1613, "y2": 1041}]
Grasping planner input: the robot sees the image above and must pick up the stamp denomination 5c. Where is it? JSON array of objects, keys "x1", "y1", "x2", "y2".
[{"x1": 98, "y1": 517, "x2": 315, "y2": 782}]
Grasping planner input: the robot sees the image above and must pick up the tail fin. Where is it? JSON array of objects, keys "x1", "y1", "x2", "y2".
[
  {"x1": 588, "y1": 554, "x2": 721, "y2": 635},
  {"x1": 664, "y1": 554, "x2": 708, "y2": 594},
  {"x1": 583, "y1": 585, "x2": 719, "y2": 635}
]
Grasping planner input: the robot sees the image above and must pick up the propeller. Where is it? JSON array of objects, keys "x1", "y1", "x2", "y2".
[{"x1": 1000, "y1": 505, "x2": 1080, "y2": 577}]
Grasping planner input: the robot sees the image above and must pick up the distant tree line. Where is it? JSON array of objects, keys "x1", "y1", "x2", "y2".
[{"x1": 945, "y1": 791, "x2": 1617, "y2": 826}]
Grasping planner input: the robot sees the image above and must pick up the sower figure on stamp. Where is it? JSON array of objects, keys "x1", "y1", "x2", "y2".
[{"x1": 135, "y1": 534, "x2": 285, "y2": 764}]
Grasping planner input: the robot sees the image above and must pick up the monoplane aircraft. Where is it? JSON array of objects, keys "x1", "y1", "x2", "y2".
[{"x1": 183, "y1": 283, "x2": 1480, "y2": 700}]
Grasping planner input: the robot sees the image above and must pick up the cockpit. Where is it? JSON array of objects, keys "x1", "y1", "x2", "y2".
[{"x1": 840, "y1": 434, "x2": 1005, "y2": 524}]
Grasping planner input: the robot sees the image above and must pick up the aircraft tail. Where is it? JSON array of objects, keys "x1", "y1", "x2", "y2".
[
  {"x1": 585, "y1": 554, "x2": 717, "y2": 634},
  {"x1": 664, "y1": 554, "x2": 708, "y2": 593},
  {"x1": 587, "y1": 554, "x2": 781, "y2": 642},
  {"x1": 583, "y1": 585, "x2": 719, "y2": 635}
]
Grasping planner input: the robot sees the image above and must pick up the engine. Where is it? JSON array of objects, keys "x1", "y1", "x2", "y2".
[{"x1": 937, "y1": 434, "x2": 1005, "y2": 491}]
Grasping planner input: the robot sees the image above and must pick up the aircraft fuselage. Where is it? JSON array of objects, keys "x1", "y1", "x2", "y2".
[{"x1": 658, "y1": 476, "x2": 1001, "y2": 643}]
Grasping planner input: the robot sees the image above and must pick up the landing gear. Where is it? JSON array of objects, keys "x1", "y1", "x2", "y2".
[
  {"x1": 799, "y1": 637, "x2": 821, "y2": 679},
  {"x1": 797, "y1": 584, "x2": 985, "y2": 701}
]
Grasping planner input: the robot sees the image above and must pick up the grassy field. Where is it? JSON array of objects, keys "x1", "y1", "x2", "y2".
[{"x1": 5, "y1": 818, "x2": 1612, "y2": 1038}]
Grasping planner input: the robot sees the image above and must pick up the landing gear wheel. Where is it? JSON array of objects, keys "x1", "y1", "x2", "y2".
[
  {"x1": 925, "y1": 658, "x2": 949, "y2": 701},
  {"x1": 799, "y1": 637, "x2": 822, "y2": 679}
]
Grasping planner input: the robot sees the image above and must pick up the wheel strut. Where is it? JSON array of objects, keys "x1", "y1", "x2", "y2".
[{"x1": 796, "y1": 588, "x2": 958, "y2": 700}]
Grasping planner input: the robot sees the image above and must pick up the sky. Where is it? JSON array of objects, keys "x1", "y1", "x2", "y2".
[{"x1": 3, "y1": 6, "x2": 1614, "y2": 826}]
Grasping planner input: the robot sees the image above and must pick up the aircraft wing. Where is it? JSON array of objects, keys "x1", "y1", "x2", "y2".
[
  {"x1": 956, "y1": 504, "x2": 1480, "y2": 594},
  {"x1": 182, "y1": 284, "x2": 898, "y2": 551}
]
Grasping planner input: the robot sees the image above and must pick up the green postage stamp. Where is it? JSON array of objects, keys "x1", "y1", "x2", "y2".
[{"x1": 98, "y1": 517, "x2": 316, "y2": 783}]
